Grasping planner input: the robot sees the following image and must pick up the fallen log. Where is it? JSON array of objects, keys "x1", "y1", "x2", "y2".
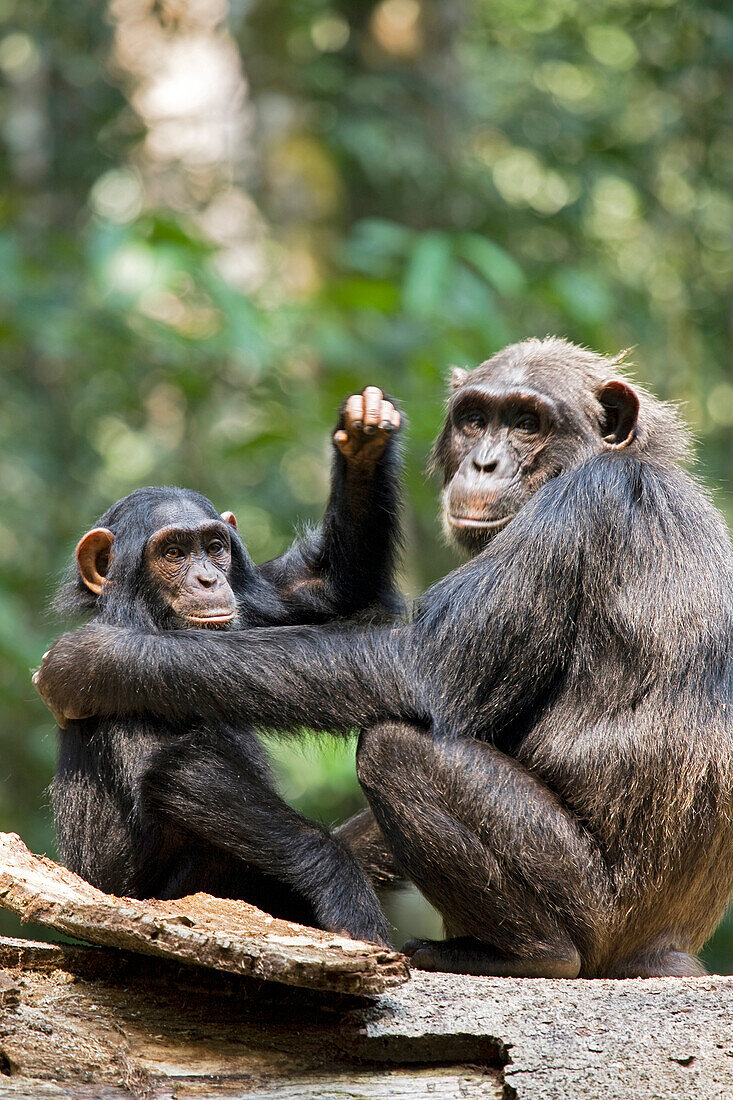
[
  {"x1": 0, "y1": 832, "x2": 408, "y2": 996},
  {"x1": 0, "y1": 933, "x2": 731, "y2": 1098}
]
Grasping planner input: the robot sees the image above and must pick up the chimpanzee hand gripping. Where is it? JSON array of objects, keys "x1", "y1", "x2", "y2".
[
  {"x1": 37, "y1": 341, "x2": 733, "y2": 978},
  {"x1": 41, "y1": 388, "x2": 402, "y2": 946}
]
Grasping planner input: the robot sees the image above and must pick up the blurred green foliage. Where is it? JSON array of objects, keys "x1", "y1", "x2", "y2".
[{"x1": 0, "y1": 0, "x2": 732, "y2": 965}]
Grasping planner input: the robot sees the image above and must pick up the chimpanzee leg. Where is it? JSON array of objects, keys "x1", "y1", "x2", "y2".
[
  {"x1": 334, "y1": 808, "x2": 407, "y2": 891},
  {"x1": 356, "y1": 724, "x2": 613, "y2": 977},
  {"x1": 143, "y1": 730, "x2": 390, "y2": 945}
]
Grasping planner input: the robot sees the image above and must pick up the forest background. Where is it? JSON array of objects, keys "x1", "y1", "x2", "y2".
[{"x1": 1, "y1": 0, "x2": 732, "y2": 968}]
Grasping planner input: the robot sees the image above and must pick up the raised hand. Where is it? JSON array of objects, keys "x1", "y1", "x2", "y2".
[{"x1": 333, "y1": 387, "x2": 401, "y2": 469}]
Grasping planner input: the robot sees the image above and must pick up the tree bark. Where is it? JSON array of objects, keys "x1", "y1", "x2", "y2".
[
  {"x1": 0, "y1": 834, "x2": 732, "y2": 1098},
  {"x1": 0, "y1": 831, "x2": 407, "y2": 996}
]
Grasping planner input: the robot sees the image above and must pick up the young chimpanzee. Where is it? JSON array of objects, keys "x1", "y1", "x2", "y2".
[
  {"x1": 46, "y1": 388, "x2": 401, "y2": 945},
  {"x1": 37, "y1": 340, "x2": 733, "y2": 978}
]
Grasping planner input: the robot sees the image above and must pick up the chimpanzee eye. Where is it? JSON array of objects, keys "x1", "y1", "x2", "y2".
[
  {"x1": 207, "y1": 540, "x2": 224, "y2": 555},
  {"x1": 459, "y1": 411, "x2": 487, "y2": 434},
  {"x1": 164, "y1": 546, "x2": 184, "y2": 560},
  {"x1": 515, "y1": 413, "x2": 540, "y2": 433}
]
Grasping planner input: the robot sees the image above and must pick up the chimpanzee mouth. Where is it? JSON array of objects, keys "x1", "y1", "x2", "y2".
[
  {"x1": 184, "y1": 611, "x2": 237, "y2": 626},
  {"x1": 448, "y1": 514, "x2": 513, "y2": 531}
]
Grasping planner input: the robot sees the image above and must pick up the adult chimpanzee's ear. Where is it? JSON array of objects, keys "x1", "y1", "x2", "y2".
[
  {"x1": 75, "y1": 528, "x2": 115, "y2": 595},
  {"x1": 451, "y1": 367, "x2": 468, "y2": 391},
  {"x1": 598, "y1": 380, "x2": 640, "y2": 449},
  {"x1": 220, "y1": 511, "x2": 237, "y2": 529}
]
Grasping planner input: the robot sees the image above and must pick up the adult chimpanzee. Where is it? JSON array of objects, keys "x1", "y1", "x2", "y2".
[
  {"x1": 44, "y1": 388, "x2": 402, "y2": 946},
  {"x1": 36, "y1": 339, "x2": 733, "y2": 978}
]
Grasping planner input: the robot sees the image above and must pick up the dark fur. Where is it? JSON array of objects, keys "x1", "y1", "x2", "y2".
[
  {"x1": 40, "y1": 339, "x2": 733, "y2": 976},
  {"x1": 50, "y1": 410, "x2": 404, "y2": 944}
]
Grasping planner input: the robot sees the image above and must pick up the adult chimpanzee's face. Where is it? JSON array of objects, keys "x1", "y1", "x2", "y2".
[
  {"x1": 442, "y1": 382, "x2": 561, "y2": 554},
  {"x1": 143, "y1": 520, "x2": 238, "y2": 628},
  {"x1": 434, "y1": 350, "x2": 640, "y2": 557}
]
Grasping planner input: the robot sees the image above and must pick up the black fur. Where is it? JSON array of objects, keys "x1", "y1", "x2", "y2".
[
  {"x1": 49, "y1": 409, "x2": 404, "y2": 945},
  {"x1": 40, "y1": 340, "x2": 733, "y2": 976}
]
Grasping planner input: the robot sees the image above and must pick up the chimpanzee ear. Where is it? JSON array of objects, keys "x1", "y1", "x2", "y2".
[
  {"x1": 75, "y1": 528, "x2": 115, "y2": 595},
  {"x1": 451, "y1": 367, "x2": 468, "y2": 391},
  {"x1": 220, "y1": 511, "x2": 237, "y2": 529},
  {"x1": 598, "y1": 380, "x2": 640, "y2": 449}
]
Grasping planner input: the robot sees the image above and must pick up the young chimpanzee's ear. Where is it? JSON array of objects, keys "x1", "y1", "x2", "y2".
[
  {"x1": 598, "y1": 379, "x2": 640, "y2": 449},
  {"x1": 75, "y1": 528, "x2": 115, "y2": 595},
  {"x1": 220, "y1": 511, "x2": 237, "y2": 529}
]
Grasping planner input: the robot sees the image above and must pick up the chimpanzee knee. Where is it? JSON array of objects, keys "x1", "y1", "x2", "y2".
[{"x1": 356, "y1": 723, "x2": 424, "y2": 798}]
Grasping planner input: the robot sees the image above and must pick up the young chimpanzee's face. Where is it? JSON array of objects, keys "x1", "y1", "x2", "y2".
[
  {"x1": 74, "y1": 495, "x2": 241, "y2": 630},
  {"x1": 143, "y1": 519, "x2": 238, "y2": 628}
]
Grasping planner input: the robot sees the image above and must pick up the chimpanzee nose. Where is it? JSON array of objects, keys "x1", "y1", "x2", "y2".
[
  {"x1": 196, "y1": 567, "x2": 218, "y2": 588},
  {"x1": 473, "y1": 456, "x2": 498, "y2": 474}
]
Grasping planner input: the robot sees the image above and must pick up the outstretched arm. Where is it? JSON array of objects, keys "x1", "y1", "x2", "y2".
[
  {"x1": 257, "y1": 387, "x2": 404, "y2": 623},
  {"x1": 35, "y1": 621, "x2": 419, "y2": 733},
  {"x1": 35, "y1": 464, "x2": 595, "y2": 735}
]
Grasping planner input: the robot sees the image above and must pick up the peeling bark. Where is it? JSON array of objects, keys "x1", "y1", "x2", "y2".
[
  {"x1": 0, "y1": 835, "x2": 732, "y2": 1099},
  {"x1": 0, "y1": 832, "x2": 408, "y2": 996}
]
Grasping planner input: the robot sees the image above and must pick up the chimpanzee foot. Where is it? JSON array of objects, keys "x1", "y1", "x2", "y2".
[
  {"x1": 403, "y1": 936, "x2": 500, "y2": 974},
  {"x1": 403, "y1": 936, "x2": 581, "y2": 978}
]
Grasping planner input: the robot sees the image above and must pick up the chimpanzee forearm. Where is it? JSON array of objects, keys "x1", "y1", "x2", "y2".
[
  {"x1": 144, "y1": 732, "x2": 390, "y2": 943},
  {"x1": 311, "y1": 437, "x2": 403, "y2": 612},
  {"x1": 258, "y1": 428, "x2": 403, "y2": 621},
  {"x1": 36, "y1": 621, "x2": 424, "y2": 733}
]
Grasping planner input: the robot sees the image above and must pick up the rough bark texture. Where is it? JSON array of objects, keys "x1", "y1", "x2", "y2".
[
  {"x1": 0, "y1": 835, "x2": 732, "y2": 1098},
  {"x1": 0, "y1": 936, "x2": 731, "y2": 1098},
  {"x1": 0, "y1": 832, "x2": 407, "y2": 996}
]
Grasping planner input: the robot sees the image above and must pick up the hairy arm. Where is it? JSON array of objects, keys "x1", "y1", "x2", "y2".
[
  {"x1": 36, "y1": 464, "x2": 602, "y2": 736},
  {"x1": 35, "y1": 621, "x2": 420, "y2": 732},
  {"x1": 256, "y1": 388, "x2": 404, "y2": 623},
  {"x1": 144, "y1": 729, "x2": 390, "y2": 943}
]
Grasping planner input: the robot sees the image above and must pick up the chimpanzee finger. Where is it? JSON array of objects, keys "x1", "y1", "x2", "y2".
[
  {"x1": 362, "y1": 387, "x2": 383, "y2": 436},
  {"x1": 379, "y1": 399, "x2": 398, "y2": 431},
  {"x1": 33, "y1": 668, "x2": 69, "y2": 729},
  {"x1": 344, "y1": 393, "x2": 364, "y2": 431}
]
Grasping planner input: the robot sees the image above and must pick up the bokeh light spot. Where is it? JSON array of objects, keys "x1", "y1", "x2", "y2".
[
  {"x1": 585, "y1": 25, "x2": 639, "y2": 71},
  {"x1": 311, "y1": 14, "x2": 350, "y2": 53},
  {"x1": 90, "y1": 169, "x2": 145, "y2": 224}
]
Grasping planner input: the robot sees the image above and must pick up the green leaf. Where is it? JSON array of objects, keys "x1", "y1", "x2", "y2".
[
  {"x1": 402, "y1": 232, "x2": 452, "y2": 316},
  {"x1": 457, "y1": 235, "x2": 526, "y2": 299}
]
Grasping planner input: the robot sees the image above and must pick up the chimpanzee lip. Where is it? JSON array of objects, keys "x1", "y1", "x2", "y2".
[
  {"x1": 448, "y1": 513, "x2": 512, "y2": 530},
  {"x1": 184, "y1": 610, "x2": 237, "y2": 624}
]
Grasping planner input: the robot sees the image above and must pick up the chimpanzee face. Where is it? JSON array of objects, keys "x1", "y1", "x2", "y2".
[
  {"x1": 75, "y1": 502, "x2": 241, "y2": 629},
  {"x1": 432, "y1": 346, "x2": 640, "y2": 557},
  {"x1": 142, "y1": 520, "x2": 238, "y2": 628},
  {"x1": 442, "y1": 382, "x2": 562, "y2": 553}
]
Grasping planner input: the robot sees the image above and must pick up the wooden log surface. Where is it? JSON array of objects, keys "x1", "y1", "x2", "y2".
[
  {"x1": 0, "y1": 832, "x2": 408, "y2": 997},
  {"x1": 0, "y1": 934, "x2": 732, "y2": 1098},
  {"x1": 1, "y1": 834, "x2": 733, "y2": 1098}
]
